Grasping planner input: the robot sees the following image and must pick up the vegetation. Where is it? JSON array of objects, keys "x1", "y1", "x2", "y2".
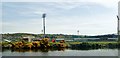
[
  {"x1": 69, "y1": 42, "x2": 119, "y2": 50},
  {"x1": 2, "y1": 33, "x2": 117, "y2": 41},
  {"x1": 2, "y1": 40, "x2": 119, "y2": 50},
  {"x1": 1, "y1": 33, "x2": 119, "y2": 51}
]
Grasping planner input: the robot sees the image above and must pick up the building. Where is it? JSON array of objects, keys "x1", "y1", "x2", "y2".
[
  {"x1": 73, "y1": 38, "x2": 117, "y2": 42},
  {"x1": 55, "y1": 38, "x2": 64, "y2": 42},
  {"x1": 74, "y1": 38, "x2": 99, "y2": 42},
  {"x1": 22, "y1": 36, "x2": 35, "y2": 42},
  {"x1": 65, "y1": 40, "x2": 74, "y2": 42}
]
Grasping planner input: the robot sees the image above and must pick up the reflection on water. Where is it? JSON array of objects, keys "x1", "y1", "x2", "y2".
[
  {"x1": 2, "y1": 48, "x2": 118, "y2": 56},
  {"x1": 2, "y1": 48, "x2": 118, "y2": 52},
  {"x1": 2, "y1": 48, "x2": 66, "y2": 52}
]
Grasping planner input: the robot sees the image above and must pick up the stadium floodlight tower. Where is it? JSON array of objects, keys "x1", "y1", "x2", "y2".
[
  {"x1": 77, "y1": 30, "x2": 79, "y2": 35},
  {"x1": 117, "y1": 16, "x2": 120, "y2": 41},
  {"x1": 42, "y1": 13, "x2": 46, "y2": 38}
]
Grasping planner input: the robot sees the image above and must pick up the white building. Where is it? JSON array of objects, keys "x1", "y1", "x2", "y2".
[{"x1": 22, "y1": 36, "x2": 35, "y2": 42}]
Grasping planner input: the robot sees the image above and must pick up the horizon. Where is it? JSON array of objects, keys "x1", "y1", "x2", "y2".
[
  {"x1": 1, "y1": 1, "x2": 119, "y2": 35},
  {"x1": 1, "y1": 32, "x2": 117, "y2": 36}
]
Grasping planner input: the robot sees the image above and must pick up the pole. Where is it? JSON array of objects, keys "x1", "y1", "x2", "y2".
[
  {"x1": 42, "y1": 13, "x2": 46, "y2": 38},
  {"x1": 117, "y1": 16, "x2": 120, "y2": 41},
  {"x1": 77, "y1": 30, "x2": 79, "y2": 35},
  {"x1": 43, "y1": 17, "x2": 45, "y2": 35}
]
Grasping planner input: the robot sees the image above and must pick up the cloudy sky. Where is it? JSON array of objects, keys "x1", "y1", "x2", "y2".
[{"x1": 1, "y1": 0, "x2": 120, "y2": 35}]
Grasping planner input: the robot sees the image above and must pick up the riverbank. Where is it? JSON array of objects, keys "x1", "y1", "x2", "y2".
[{"x1": 1, "y1": 41, "x2": 120, "y2": 50}]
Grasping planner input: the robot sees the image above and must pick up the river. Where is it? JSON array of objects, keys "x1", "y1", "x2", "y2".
[{"x1": 2, "y1": 48, "x2": 118, "y2": 56}]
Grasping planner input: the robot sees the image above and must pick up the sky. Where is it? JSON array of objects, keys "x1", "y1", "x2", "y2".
[{"x1": 1, "y1": 0, "x2": 120, "y2": 35}]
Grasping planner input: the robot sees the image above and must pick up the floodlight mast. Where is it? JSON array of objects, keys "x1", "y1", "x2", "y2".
[
  {"x1": 117, "y1": 16, "x2": 120, "y2": 41},
  {"x1": 42, "y1": 13, "x2": 46, "y2": 38},
  {"x1": 77, "y1": 30, "x2": 79, "y2": 35}
]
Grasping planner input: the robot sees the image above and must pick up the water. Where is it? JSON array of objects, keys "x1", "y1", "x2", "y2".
[{"x1": 2, "y1": 48, "x2": 118, "y2": 56}]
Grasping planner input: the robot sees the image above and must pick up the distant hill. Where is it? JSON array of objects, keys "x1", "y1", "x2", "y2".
[
  {"x1": 87, "y1": 34, "x2": 117, "y2": 38},
  {"x1": 1, "y1": 33, "x2": 118, "y2": 41}
]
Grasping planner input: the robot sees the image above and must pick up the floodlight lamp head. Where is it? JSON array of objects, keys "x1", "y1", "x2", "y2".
[{"x1": 42, "y1": 13, "x2": 46, "y2": 18}]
